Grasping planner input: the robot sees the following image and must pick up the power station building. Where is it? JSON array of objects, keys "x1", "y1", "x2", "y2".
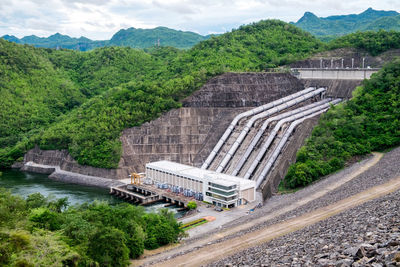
[{"x1": 145, "y1": 160, "x2": 256, "y2": 208}]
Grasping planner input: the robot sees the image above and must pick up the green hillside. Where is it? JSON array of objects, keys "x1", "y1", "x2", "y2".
[
  {"x1": 294, "y1": 8, "x2": 400, "y2": 39},
  {"x1": 0, "y1": 42, "x2": 179, "y2": 167},
  {"x1": 1, "y1": 27, "x2": 211, "y2": 51},
  {"x1": 282, "y1": 59, "x2": 400, "y2": 189},
  {"x1": 0, "y1": 39, "x2": 84, "y2": 150},
  {"x1": 328, "y1": 30, "x2": 400, "y2": 56},
  {"x1": 0, "y1": 20, "x2": 322, "y2": 168}
]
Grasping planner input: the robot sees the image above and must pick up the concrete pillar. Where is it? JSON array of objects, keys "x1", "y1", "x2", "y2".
[
  {"x1": 352, "y1": 58, "x2": 354, "y2": 69},
  {"x1": 341, "y1": 58, "x2": 344, "y2": 69}
]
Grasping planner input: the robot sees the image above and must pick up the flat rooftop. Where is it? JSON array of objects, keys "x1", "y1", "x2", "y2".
[{"x1": 146, "y1": 160, "x2": 255, "y2": 190}]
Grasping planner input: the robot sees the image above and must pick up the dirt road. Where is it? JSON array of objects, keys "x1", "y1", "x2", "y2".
[
  {"x1": 154, "y1": 174, "x2": 400, "y2": 266},
  {"x1": 132, "y1": 152, "x2": 385, "y2": 266}
]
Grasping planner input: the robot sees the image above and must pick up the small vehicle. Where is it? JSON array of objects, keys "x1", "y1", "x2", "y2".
[{"x1": 214, "y1": 206, "x2": 223, "y2": 212}]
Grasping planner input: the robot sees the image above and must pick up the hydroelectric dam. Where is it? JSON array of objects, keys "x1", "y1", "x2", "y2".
[{"x1": 19, "y1": 56, "x2": 380, "y2": 202}]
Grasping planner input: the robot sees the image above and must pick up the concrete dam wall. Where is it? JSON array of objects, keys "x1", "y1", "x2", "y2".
[
  {"x1": 21, "y1": 72, "x2": 305, "y2": 180},
  {"x1": 120, "y1": 72, "x2": 304, "y2": 176}
]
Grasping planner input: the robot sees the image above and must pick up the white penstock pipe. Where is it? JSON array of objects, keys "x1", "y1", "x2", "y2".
[
  {"x1": 243, "y1": 99, "x2": 342, "y2": 180},
  {"x1": 215, "y1": 87, "x2": 327, "y2": 173},
  {"x1": 201, "y1": 87, "x2": 323, "y2": 169},
  {"x1": 231, "y1": 98, "x2": 331, "y2": 176}
]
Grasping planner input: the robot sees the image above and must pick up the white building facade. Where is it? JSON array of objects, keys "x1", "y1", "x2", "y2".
[{"x1": 145, "y1": 161, "x2": 256, "y2": 208}]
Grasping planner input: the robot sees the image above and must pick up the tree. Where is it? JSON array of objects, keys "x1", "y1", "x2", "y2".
[
  {"x1": 26, "y1": 193, "x2": 47, "y2": 209},
  {"x1": 87, "y1": 227, "x2": 129, "y2": 267},
  {"x1": 187, "y1": 201, "x2": 197, "y2": 210}
]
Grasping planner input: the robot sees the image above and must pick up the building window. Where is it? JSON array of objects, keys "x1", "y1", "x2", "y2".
[
  {"x1": 208, "y1": 182, "x2": 236, "y2": 191},
  {"x1": 208, "y1": 188, "x2": 237, "y2": 196}
]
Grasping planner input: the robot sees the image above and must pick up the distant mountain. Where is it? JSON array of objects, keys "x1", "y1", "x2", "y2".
[
  {"x1": 110, "y1": 27, "x2": 211, "y2": 49},
  {"x1": 1, "y1": 27, "x2": 211, "y2": 51},
  {"x1": 294, "y1": 8, "x2": 400, "y2": 39}
]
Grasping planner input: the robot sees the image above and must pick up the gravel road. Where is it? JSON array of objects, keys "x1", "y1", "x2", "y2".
[{"x1": 133, "y1": 147, "x2": 400, "y2": 266}]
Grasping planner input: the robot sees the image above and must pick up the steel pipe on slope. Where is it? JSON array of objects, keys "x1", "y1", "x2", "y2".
[
  {"x1": 255, "y1": 105, "x2": 337, "y2": 188},
  {"x1": 201, "y1": 87, "x2": 321, "y2": 170},
  {"x1": 215, "y1": 88, "x2": 327, "y2": 173},
  {"x1": 231, "y1": 98, "x2": 332, "y2": 176},
  {"x1": 243, "y1": 99, "x2": 342, "y2": 180}
]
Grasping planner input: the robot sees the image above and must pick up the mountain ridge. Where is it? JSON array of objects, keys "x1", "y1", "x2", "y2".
[
  {"x1": 1, "y1": 27, "x2": 211, "y2": 51},
  {"x1": 293, "y1": 8, "x2": 400, "y2": 39}
]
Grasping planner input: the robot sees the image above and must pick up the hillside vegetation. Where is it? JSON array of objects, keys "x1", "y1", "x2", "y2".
[
  {"x1": 0, "y1": 20, "x2": 323, "y2": 169},
  {"x1": 0, "y1": 41, "x2": 177, "y2": 168},
  {"x1": 282, "y1": 59, "x2": 400, "y2": 189},
  {"x1": 294, "y1": 8, "x2": 400, "y2": 40},
  {"x1": 2, "y1": 26, "x2": 210, "y2": 51},
  {"x1": 1, "y1": 20, "x2": 398, "y2": 171},
  {"x1": 0, "y1": 189, "x2": 183, "y2": 266},
  {"x1": 328, "y1": 30, "x2": 400, "y2": 56}
]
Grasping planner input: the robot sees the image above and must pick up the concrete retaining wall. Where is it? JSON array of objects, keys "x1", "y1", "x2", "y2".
[{"x1": 294, "y1": 69, "x2": 379, "y2": 80}]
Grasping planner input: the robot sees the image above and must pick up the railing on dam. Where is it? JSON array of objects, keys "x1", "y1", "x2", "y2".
[{"x1": 291, "y1": 68, "x2": 380, "y2": 80}]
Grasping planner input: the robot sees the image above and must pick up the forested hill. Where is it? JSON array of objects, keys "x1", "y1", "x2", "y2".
[
  {"x1": 0, "y1": 20, "x2": 322, "y2": 169},
  {"x1": 1, "y1": 20, "x2": 399, "y2": 171},
  {"x1": 294, "y1": 8, "x2": 400, "y2": 40},
  {"x1": 1, "y1": 27, "x2": 211, "y2": 51}
]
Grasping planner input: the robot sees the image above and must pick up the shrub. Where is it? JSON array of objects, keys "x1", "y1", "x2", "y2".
[{"x1": 187, "y1": 201, "x2": 197, "y2": 210}]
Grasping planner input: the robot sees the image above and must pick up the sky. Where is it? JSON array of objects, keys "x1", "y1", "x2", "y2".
[{"x1": 0, "y1": 0, "x2": 399, "y2": 40}]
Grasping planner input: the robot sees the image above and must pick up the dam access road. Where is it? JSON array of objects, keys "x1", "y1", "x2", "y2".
[{"x1": 133, "y1": 146, "x2": 400, "y2": 266}]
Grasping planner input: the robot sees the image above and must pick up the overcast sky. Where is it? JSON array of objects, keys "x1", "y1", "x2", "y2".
[{"x1": 0, "y1": 0, "x2": 399, "y2": 40}]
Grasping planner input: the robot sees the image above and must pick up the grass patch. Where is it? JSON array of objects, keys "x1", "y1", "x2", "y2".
[{"x1": 180, "y1": 218, "x2": 208, "y2": 230}]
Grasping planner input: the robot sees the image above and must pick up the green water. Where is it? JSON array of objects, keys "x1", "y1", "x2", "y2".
[{"x1": 0, "y1": 170, "x2": 185, "y2": 217}]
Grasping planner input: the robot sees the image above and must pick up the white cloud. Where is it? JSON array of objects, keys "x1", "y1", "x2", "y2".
[{"x1": 0, "y1": 0, "x2": 398, "y2": 39}]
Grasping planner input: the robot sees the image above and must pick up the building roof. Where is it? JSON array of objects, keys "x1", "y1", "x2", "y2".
[{"x1": 146, "y1": 160, "x2": 255, "y2": 190}]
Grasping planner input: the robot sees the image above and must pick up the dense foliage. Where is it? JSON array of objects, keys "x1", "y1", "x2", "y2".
[
  {"x1": 294, "y1": 8, "x2": 400, "y2": 39},
  {"x1": 0, "y1": 189, "x2": 183, "y2": 266},
  {"x1": 282, "y1": 60, "x2": 400, "y2": 189},
  {"x1": 0, "y1": 39, "x2": 85, "y2": 152},
  {"x1": 2, "y1": 26, "x2": 210, "y2": 51},
  {"x1": 0, "y1": 20, "x2": 322, "y2": 168},
  {"x1": 328, "y1": 30, "x2": 400, "y2": 56}
]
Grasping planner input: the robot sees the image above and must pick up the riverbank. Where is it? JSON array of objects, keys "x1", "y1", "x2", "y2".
[{"x1": 20, "y1": 161, "x2": 125, "y2": 189}]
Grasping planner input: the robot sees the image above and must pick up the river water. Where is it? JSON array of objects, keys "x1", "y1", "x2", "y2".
[{"x1": 0, "y1": 170, "x2": 185, "y2": 218}]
